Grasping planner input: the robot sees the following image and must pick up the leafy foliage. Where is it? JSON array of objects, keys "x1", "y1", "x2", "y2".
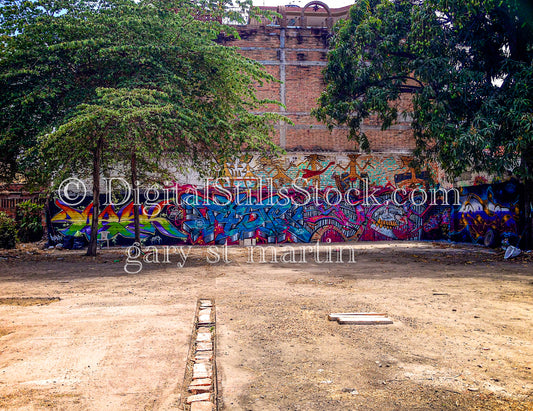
[
  {"x1": 1, "y1": 0, "x2": 283, "y2": 182},
  {"x1": 314, "y1": 0, "x2": 533, "y2": 181},
  {"x1": 1, "y1": 0, "x2": 285, "y2": 254},
  {"x1": 0, "y1": 212, "x2": 17, "y2": 249},
  {"x1": 16, "y1": 200, "x2": 44, "y2": 243}
]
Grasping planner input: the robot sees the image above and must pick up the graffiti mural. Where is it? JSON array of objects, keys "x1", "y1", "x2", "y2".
[
  {"x1": 49, "y1": 198, "x2": 187, "y2": 246},
  {"x1": 48, "y1": 184, "x2": 452, "y2": 246},
  {"x1": 450, "y1": 180, "x2": 521, "y2": 245},
  {"x1": 217, "y1": 153, "x2": 444, "y2": 190},
  {"x1": 46, "y1": 154, "x2": 521, "y2": 248}
]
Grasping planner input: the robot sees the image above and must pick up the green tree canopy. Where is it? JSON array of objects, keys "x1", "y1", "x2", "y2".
[
  {"x1": 1, "y1": 0, "x2": 282, "y2": 181},
  {"x1": 314, "y1": 0, "x2": 533, "y2": 182},
  {"x1": 1, "y1": 0, "x2": 284, "y2": 254}
]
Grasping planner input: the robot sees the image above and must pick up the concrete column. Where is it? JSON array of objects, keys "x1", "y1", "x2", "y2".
[{"x1": 279, "y1": 28, "x2": 287, "y2": 148}]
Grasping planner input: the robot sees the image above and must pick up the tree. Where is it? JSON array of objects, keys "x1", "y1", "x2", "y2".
[
  {"x1": 314, "y1": 0, "x2": 533, "y2": 248},
  {"x1": 2, "y1": 0, "x2": 283, "y2": 255}
]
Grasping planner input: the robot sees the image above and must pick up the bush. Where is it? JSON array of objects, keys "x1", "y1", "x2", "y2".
[
  {"x1": 16, "y1": 200, "x2": 44, "y2": 243},
  {"x1": 0, "y1": 212, "x2": 17, "y2": 249}
]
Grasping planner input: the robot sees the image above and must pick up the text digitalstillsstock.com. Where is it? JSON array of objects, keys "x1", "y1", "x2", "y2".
[
  {"x1": 124, "y1": 242, "x2": 357, "y2": 273},
  {"x1": 58, "y1": 177, "x2": 461, "y2": 209}
]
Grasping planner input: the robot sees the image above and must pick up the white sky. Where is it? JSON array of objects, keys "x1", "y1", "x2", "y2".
[{"x1": 253, "y1": 0, "x2": 355, "y2": 9}]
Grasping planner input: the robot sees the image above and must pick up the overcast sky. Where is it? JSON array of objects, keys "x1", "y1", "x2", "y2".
[{"x1": 253, "y1": 0, "x2": 355, "y2": 9}]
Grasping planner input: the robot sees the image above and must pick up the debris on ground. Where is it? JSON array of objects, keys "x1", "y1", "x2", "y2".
[{"x1": 328, "y1": 312, "x2": 393, "y2": 325}]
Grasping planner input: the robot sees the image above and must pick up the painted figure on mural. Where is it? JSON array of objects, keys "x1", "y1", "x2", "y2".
[
  {"x1": 257, "y1": 156, "x2": 295, "y2": 189},
  {"x1": 393, "y1": 156, "x2": 429, "y2": 189},
  {"x1": 220, "y1": 154, "x2": 259, "y2": 188},
  {"x1": 297, "y1": 154, "x2": 335, "y2": 188},
  {"x1": 333, "y1": 153, "x2": 374, "y2": 192}
]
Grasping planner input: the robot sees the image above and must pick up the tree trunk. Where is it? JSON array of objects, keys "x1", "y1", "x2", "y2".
[
  {"x1": 521, "y1": 178, "x2": 533, "y2": 250},
  {"x1": 519, "y1": 146, "x2": 533, "y2": 250},
  {"x1": 44, "y1": 192, "x2": 52, "y2": 245},
  {"x1": 131, "y1": 150, "x2": 141, "y2": 246},
  {"x1": 86, "y1": 138, "x2": 103, "y2": 256}
]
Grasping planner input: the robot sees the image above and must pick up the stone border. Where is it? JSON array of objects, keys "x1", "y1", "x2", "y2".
[{"x1": 182, "y1": 299, "x2": 217, "y2": 411}]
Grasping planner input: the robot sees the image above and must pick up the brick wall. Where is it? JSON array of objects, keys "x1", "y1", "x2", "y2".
[{"x1": 222, "y1": 22, "x2": 415, "y2": 153}]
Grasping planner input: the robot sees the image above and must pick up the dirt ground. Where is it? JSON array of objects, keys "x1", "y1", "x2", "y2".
[{"x1": 0, "y1": 241, "x2": 532, "y2": 410}]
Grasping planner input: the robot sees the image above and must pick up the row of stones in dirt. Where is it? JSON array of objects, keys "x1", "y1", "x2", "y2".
[{"x1": 185, "y1": 299, "x2": 216, "y2": 411}]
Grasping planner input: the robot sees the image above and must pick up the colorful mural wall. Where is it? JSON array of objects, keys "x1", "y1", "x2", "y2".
[
  {"x1": 46, "y1": 155, "x2": 520, "y2": 247},
  {"x1": 450, "y1": 180, "x2": 521, "y2": 245},
  {"x1": 48, "y1": 185, "x2": 449, "y2": 246},
  {"x1": 216, "y1": 153, "x2": 446, "y2": 190}
]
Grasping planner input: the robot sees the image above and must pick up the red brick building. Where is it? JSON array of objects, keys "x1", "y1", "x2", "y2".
[{"x1": 220, "y1": 1, "x2": 415, "y2": 154}]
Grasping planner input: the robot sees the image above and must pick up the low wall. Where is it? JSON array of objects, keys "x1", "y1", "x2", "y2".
[
  {"x1": 47, "y1": 184, "x2": 450, "y2": 246},
  {"x1": 46, "y1": 156, "x2": 520, "y2": 248}
]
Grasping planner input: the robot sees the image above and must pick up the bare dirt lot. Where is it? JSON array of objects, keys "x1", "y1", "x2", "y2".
[{"x1": 0, "y1": 241, "x2": 532, "y2": 410}]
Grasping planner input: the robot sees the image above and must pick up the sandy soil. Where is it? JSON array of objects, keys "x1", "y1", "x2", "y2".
[{"x1": 0, "y1": 241, "x2": 531, "y2": 410}]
